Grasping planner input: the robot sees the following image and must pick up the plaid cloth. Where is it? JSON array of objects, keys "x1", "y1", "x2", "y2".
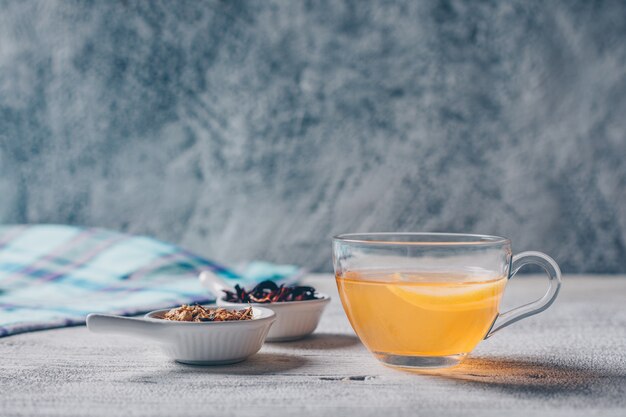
[{"x1": 0, "y1": 225, "x2": 303, "y2": 337}]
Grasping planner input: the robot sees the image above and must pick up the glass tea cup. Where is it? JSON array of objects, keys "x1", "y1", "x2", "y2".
[{"x1": 332, "y1": 233, "x2": 561, "y2": 370}]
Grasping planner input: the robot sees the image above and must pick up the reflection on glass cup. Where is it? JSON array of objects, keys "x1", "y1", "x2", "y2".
[{"x1": 332, "y1": 233, "x2": 562, "y2": 370}]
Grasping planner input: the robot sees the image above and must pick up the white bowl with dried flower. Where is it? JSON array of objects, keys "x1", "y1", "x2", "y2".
[
  {"x1": 87, "y1": 304, "x2": 275, "y2": 365},
  {"x1": 218, "y1": 295, "x2": 330, "y2": 342},
  {"x1": 199, "y1": 271, "x2": 330, "y2": 342}
]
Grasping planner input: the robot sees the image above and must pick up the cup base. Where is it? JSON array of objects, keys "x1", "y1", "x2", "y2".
[{"x1": 374, "y1": 352, "x2": 466, "y2": 370}]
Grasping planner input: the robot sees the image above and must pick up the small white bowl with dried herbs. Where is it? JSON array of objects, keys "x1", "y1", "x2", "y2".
[
  {"x1": 87, "y1": 304, "x2": 275, "y2": 365},
  {"x1": 200, "y1": 271, "x2": 330, "y2": 342}
]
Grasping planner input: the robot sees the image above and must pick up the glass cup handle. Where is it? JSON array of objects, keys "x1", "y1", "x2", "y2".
[{"x1": 484, "y1": 251, "x2": 562, "y2": 339}]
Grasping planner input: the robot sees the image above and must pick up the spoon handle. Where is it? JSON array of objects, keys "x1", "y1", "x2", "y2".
[
  {"x1": 86, "y1": 314, "x2": 164, "y2": 341},
  {"x1": 199, "y1": 270, "x2": 231, "y2": 296}
]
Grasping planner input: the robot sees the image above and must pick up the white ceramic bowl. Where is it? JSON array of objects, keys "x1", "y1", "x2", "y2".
[
  {"x1": 217, "y1": 294, "x2": 330, "y2": 342},
  {"x1": 86, "y1": 305, "x2": 275, "y2": 365}
]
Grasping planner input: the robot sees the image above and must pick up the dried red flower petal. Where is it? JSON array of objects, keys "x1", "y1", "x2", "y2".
[{"x1": 222, "y1": 280, "x2": 319, "y2": 303}]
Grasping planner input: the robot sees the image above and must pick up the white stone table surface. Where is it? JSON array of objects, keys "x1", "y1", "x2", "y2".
[{"x1": 1, "y1": 274, "x2": 626, "y2": 417}]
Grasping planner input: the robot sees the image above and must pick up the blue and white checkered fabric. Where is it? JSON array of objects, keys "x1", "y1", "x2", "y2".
[{"x1": 0, "y1": 225, "x2": 303, "y2": 337}]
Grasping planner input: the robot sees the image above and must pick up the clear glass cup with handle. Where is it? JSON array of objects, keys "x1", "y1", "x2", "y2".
[{"x1": 332, "y1": 233, "x2": 562, "y2": 370}]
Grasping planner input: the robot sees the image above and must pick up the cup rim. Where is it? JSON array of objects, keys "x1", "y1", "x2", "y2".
[{"x1": 333, "y1": 232, "x2": 510, "y2": 247}]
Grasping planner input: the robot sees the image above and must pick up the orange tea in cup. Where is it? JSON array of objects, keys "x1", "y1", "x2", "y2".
[{"x1": 336, "y1": 271, "x2": 507, "y2": 357}]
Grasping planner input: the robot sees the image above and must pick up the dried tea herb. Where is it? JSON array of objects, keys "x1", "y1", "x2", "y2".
[
  {"x1": 162, "y1": 304, "x2": 253, "y2": 322},
  {"x1": 222, "y1": 280, "x2": 319, "y2": 303}
]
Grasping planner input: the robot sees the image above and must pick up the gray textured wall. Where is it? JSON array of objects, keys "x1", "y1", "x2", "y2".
[{"x1": 0, "y1": 0, "x2": 625, "y2": 273}]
